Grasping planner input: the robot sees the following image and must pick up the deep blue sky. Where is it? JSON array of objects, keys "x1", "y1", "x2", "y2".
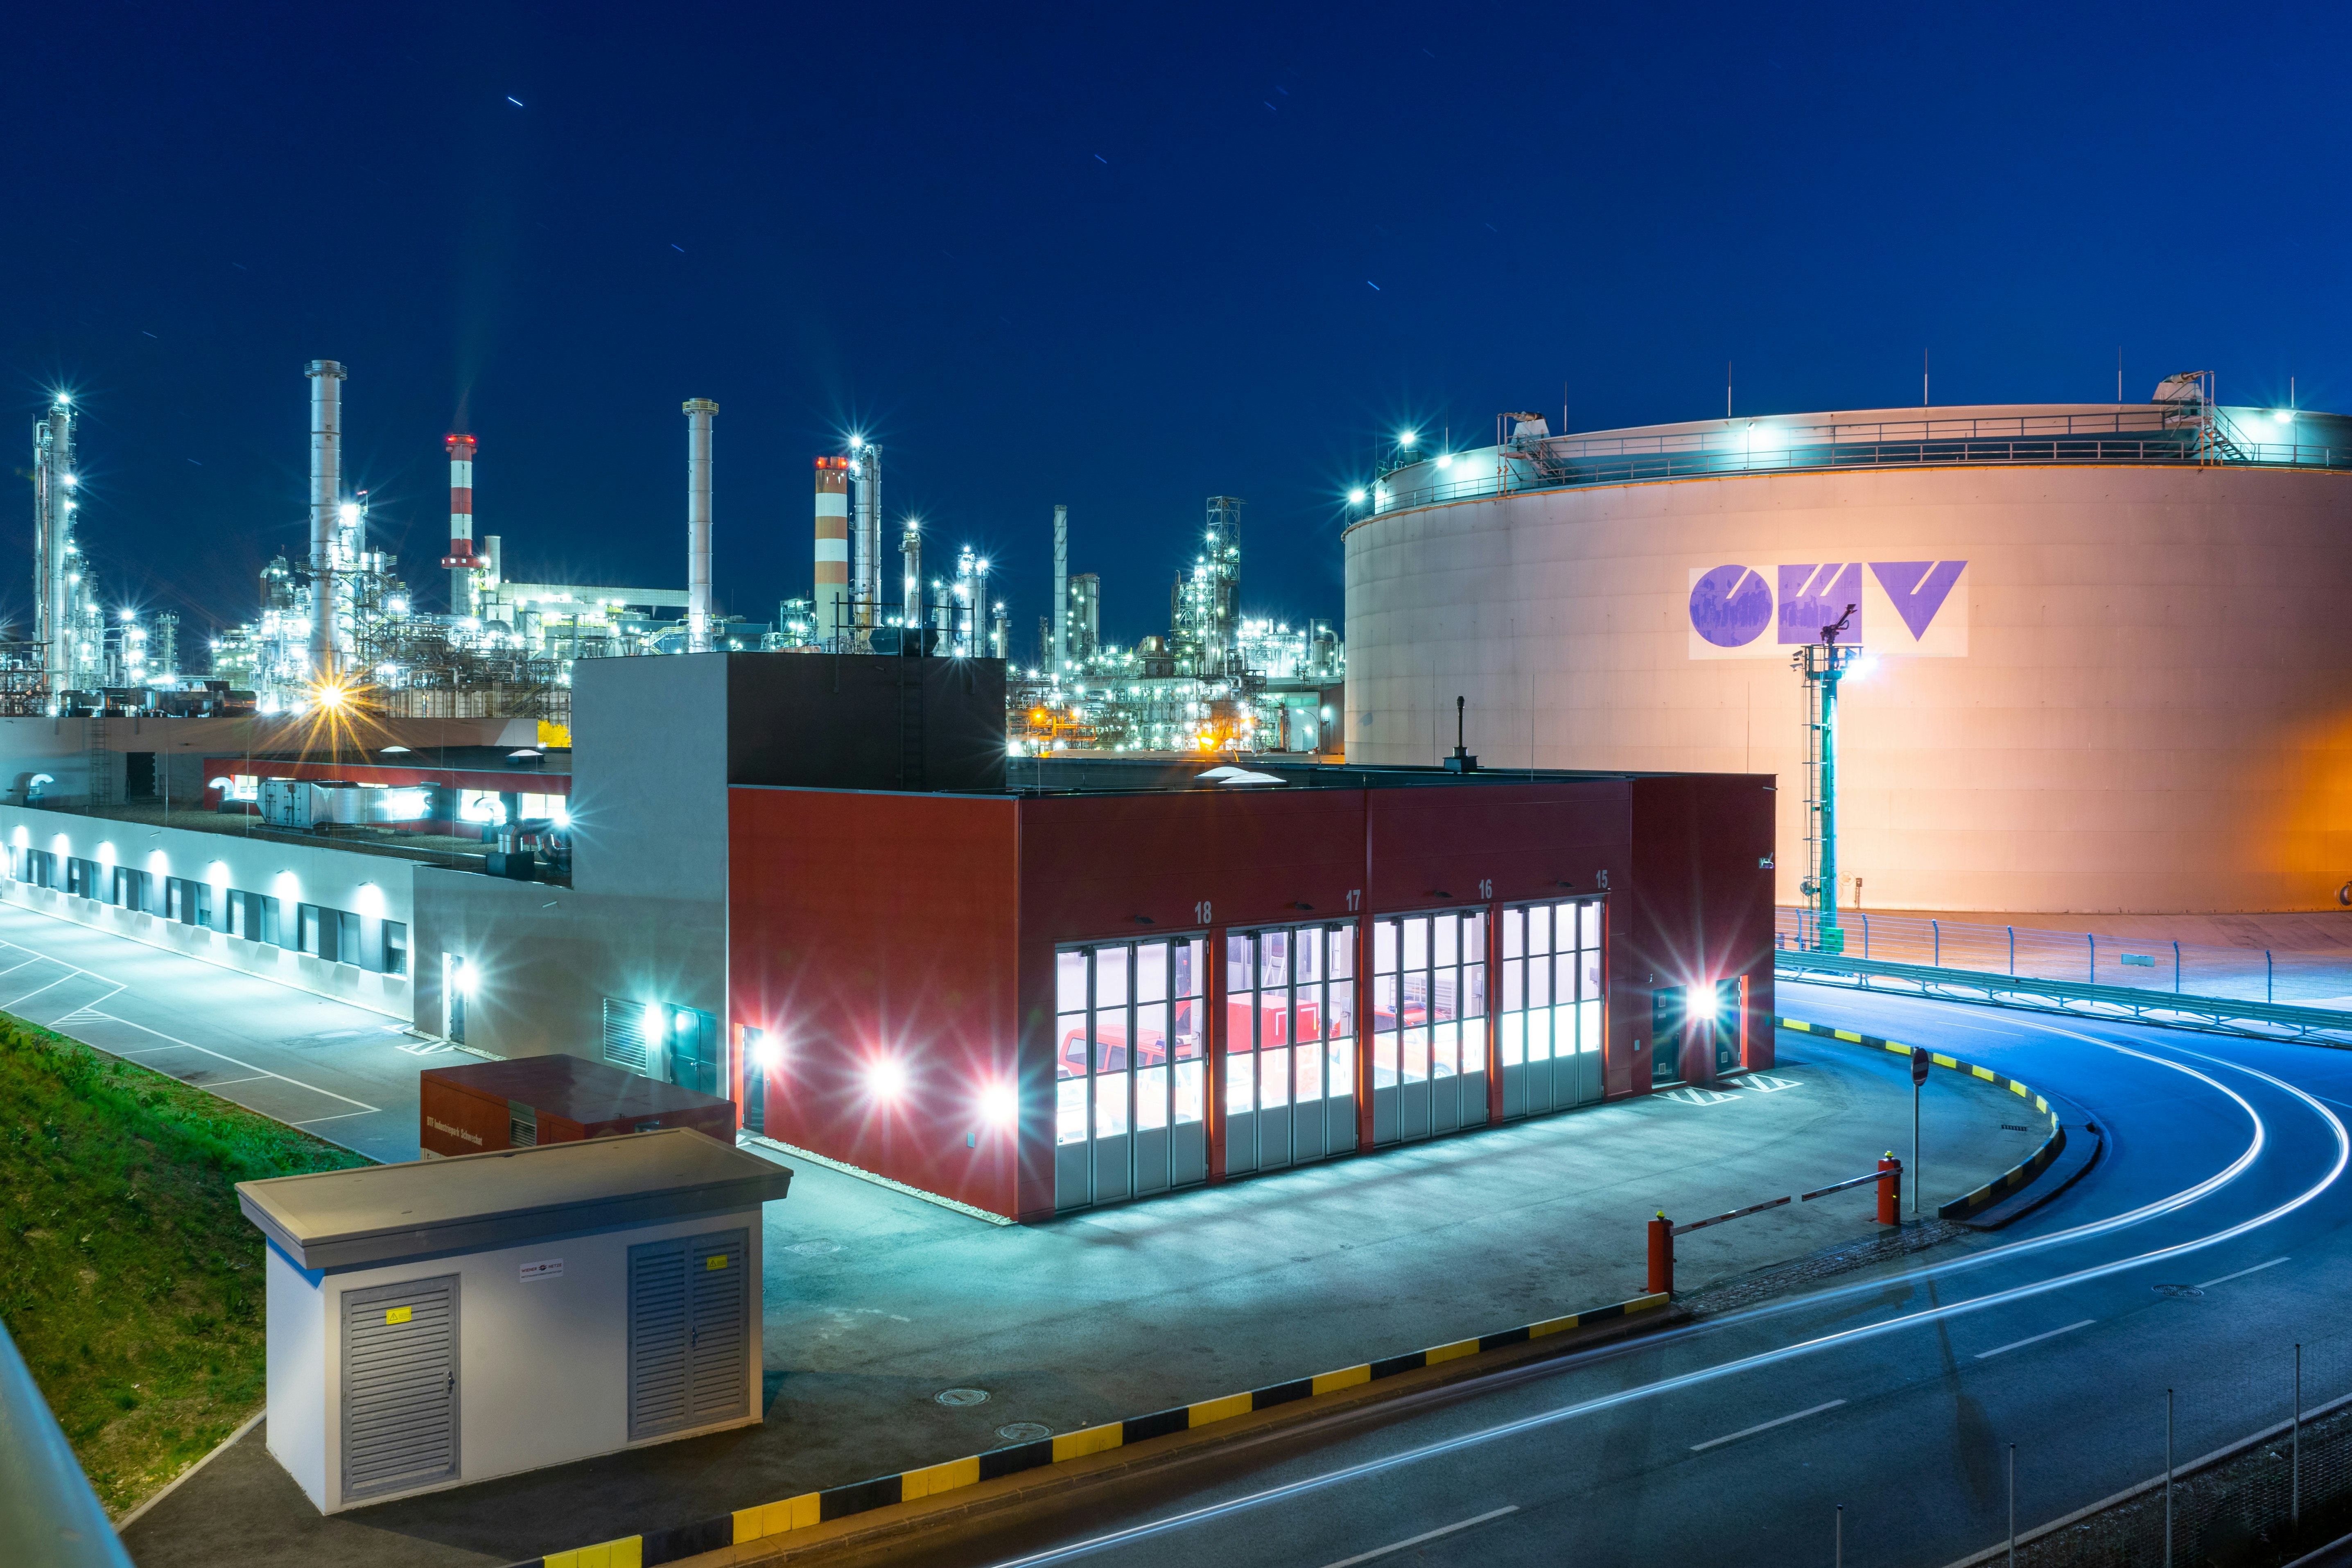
[{"x1": 9, "y1": 2, "x2": 2344, "y2": 656}]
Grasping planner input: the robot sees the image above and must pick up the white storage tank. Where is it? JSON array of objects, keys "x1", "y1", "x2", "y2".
[{"x1": 1345, "y1": 396, "x2": 2352, "y2": 913}]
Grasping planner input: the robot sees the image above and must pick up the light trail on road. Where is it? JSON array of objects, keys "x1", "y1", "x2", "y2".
[{"x1": 970, "y1": 1021, "x2": 2350, "y2": 1568}]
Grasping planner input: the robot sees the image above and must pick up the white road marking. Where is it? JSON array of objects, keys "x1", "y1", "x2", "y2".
[
  {"x1": 2195, "y1": 1257, "x2": 2289, "y2": 1289},
  {"x1": 1973, "y1": 1319, "x2": 2095, "y2": 1360},
  {"x1": 184, "y1": 1074, "x2": 270, "y2": 1088},
  {"x1": 1662, "y1": 1086, "x2": 1742, "y2": 1107},
  {"x1": 289, "y1": 1109, "x2": 377, "y2": 1126},
  {"x1": 1, "y1": 974, "x2": 75, "y2": 1009},
  {"x1": 75, "y1": 1010, "x2": 378, "y2": 1112},
  {"x1": 1317, "y1": 1507, "x2": 1520, "y2": 1568},
  {"x1": 1690, "y1": 1399, "x2": 1847, "y2": 1451}
]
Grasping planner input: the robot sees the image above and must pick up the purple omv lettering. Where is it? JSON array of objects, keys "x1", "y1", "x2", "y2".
[
  {"x1": 1869, "y1": 561, "x2": 1966, "y2": 640},
  {"x1": 1778, "y1": 563, "x2": 1861, "y2": 644},
  {"x1": 1689, "y1": 565, "x2": 1772, "y2": 647}
]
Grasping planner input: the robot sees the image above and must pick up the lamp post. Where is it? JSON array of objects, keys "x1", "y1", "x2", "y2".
[{"x1": 1794, "y1": 603, "x2": 1860, "y2": 952}]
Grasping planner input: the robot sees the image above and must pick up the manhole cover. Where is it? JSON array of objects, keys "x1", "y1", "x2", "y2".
[
  {"x1": 2154, "y1": 1284, "x2": 2205, "y2": 1299},
  {"x1": 996, "y1": 1422, "x2": 1051, "y2": 1443},
  {"x1": 787, "y1": 1242, "x2": 840, "y2": 1256},
  {"x1": 935, "y1": 1387, "x2": 990, "y2": 1407}
]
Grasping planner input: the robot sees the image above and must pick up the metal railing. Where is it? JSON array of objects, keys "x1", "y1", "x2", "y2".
[
  {"x1": 1776, "y1": 908, "x2": 2352, "y2": 1011},
  {"x1": 0, "y1": 1314, "x2": 133, "y2": 1565},
  {"x1": 1368, "y1": 429, "x2": 2352, "y2": 515},
  {"x1": 1937, "y1": 1323, "x2": 2352, "y2": 1566}
]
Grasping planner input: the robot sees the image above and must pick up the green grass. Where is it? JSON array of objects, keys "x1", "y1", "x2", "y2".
[{"x1": 0, "y1": 1012, "x2": 369, "y2": 1514}]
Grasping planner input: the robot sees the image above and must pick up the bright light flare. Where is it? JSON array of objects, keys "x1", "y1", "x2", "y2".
[
  {"x1": 1347, "y1": 488, "x2": 1367, "y2": 505},
  {"x1": 866, "y1": 1056, "x2": 907, "y2": 1102},
  {"x1": 978, "y1": 1081, "x2": 1018, "y2": 1127}
]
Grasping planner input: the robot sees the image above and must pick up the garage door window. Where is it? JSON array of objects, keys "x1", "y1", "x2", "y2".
[{"x1": 1054, "y1": 937, "x2": 1207, "y2": 1211}]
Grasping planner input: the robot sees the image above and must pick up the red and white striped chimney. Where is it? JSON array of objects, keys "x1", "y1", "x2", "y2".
[
  {"x1": 440, "y1": 434, "x2": 479, "y2": 617},
  {"x1": 813, "y1": 456, "x2": 849, "y2": 646}
]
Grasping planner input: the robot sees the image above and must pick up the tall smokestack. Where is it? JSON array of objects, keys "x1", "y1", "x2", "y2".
[
  {"x1": 441, "y1": 434, "x2": 478, "y2": 617},
  {"x1": 305, "y1": 360, "x2": 346, "y2": 682},
  {"x1": 683, "y1": 398, "x2": 718, "y2": 653},
  {"x1": 813, "y1": 456, "x2": 850, "y2": 648},
  {"x1": 1052, "y1": 504, "x2": 1069, "y2": 680}
]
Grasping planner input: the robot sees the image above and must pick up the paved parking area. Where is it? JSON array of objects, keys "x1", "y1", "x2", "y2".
[
  {"x1": 122, "y1": 1034, "x2": 2047, "y2": 1568},
  {"x1": 0, "y1": 900, "x2": 436, "y2": 1163}
]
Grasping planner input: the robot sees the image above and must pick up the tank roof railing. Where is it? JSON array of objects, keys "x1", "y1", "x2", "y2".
[{"x1": 1367, "y1": 422, "x2": 2352, "y2": 518}]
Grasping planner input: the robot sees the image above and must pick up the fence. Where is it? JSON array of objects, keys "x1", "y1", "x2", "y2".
[
  {"x1": 1939, "y1": 1318, "x2": 2352, "y2": 1566},
  {"x1": 1776, "y1": 909, "x2": 2352, "y2": 1013}
]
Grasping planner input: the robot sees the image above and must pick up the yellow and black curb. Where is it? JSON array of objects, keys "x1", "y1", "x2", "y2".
[
  {"x1": 511, "y1": 1290, "x2": 1671, "y2": 1568},
  {"x1": 1775, "y1": 1016, "x2": 2066, "y2": 1220}
]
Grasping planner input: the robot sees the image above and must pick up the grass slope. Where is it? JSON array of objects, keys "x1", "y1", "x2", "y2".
[{"x1": 0, "y1": 1012, "x2": 369, "y2": 1514}]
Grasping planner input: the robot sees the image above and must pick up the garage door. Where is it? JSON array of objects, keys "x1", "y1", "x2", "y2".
[
  {"x1": 1054, "y1": 938, "x2": 1209, "y2": 1211},
  {"x1": 341, "y1": 1276, "x2": 460, "y2": 1500},
  {"x1": 628, "y1": 1229, "x2": 750, "y2": 1440}
]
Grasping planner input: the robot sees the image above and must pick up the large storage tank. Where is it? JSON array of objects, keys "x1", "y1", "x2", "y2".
[{"x1": 1343, "y1": 394, "x2": 2352, "y2": 913}]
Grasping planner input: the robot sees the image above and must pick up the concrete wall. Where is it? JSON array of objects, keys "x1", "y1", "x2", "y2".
[
  {"x1": 0, "y1": 803, "x2": 416, "y2": 1018},
  {"x1": 264, "y1": 1241, "x2": 328, "y2": 1509},
  {"x1": 569, "y1": 655, "x2": 729, "y2": 902},
  {"x1": 0, "y1": 714, "x2": 524, "y2": 811},
  {"x1": 264, "y1": 1209, "x2": 765, "y2": 1514},
  {"x1": 1345, "y1": 460, "x2": 2352, "y2": 913},
  {"x1": 410, "y1": 869, "x2": 724, "y2": 1064}
]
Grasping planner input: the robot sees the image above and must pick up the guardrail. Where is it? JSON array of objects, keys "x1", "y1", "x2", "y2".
[
  {"x1": 1370, "y1": 431, "x2": 2352, "y2": 514},
  {"x1": 0, "y1": 1313, "x2": 133, "y2": 1566},
  {"x1": 1779, "y1": 947, "x2": 2352, "y2": 1045},
  {"x1": 1777, "y1": 907, "x2": 2352, "y2": 1011}
]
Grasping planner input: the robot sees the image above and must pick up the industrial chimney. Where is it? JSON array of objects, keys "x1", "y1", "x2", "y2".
[
  {"x1": 813, "y1": 456, "x2": 850, "y2": 648},
  {"x1": 683, "y1": 398, "x2": 718, "y2": 653},
  {"x1": 1052, "y1": 504, "x2": 1069, "y2": 679},
  {"x1": 305, "y1": 360, "x2": 347, "y2": 682},
  {"x1": 440, "y1": 434, "x2": 479, "y2": 617}
]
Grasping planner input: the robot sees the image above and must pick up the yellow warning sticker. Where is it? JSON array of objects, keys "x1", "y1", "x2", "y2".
[
  {"x1": 385, "y1": 1306, "x2": 412, "y2": 1325},
  {"x1": 705, "y1": 1255, "x2": 728, "y2": 1271}
]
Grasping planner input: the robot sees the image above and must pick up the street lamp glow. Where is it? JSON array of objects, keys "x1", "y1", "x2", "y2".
[
  {"x1": 1347, "y1": 488, "x2": 1367, "y2": 505},
  {"x1": 1398, "y1": 430, "x2": 1417, "y2": 448}
]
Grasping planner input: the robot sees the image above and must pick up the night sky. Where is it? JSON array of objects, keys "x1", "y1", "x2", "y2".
[{"x1": 8, "y1": 2, "x2": 2344, "y2": 657}]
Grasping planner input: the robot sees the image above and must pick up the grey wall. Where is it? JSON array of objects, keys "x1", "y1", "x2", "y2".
[
  {"x1": 410, "y1": 868, "x2": 725, "y2": 1065},
  {"x1": 569, "y1": 654, "x2": 730, "y2": 901}
]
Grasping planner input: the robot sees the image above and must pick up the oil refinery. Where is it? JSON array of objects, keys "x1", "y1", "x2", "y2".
[{"x1": 23, "y1": 364, "x2": 1344, "y2": 748}]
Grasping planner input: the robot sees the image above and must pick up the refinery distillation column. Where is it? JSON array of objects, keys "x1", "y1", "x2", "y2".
[
  {"x1": 441, "y1": 434, "x2": 479, "y2": 616},
  {"x1": 31, "y1": 395, "x2": 75, "y2": 697},
  {"x1": 306, "y1": 360, "x2": 347, "y2": 682},
  {"x1": 1052, "y1": 504, "x2": 1069, "y2": 679},
  {"x1": 684, "y1": 398, "x2": 718, "y2": 653},
  {"x1": 813, "y1": 456, "x2": 850, "y2": 646},
  {"x1": 850, "y1": 439, "x2": 881, "y2": 649}
]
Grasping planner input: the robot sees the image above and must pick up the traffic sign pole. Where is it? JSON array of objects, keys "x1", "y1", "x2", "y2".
[{"x1": 1910, "y1": 1047, "x2": 1930, "y2": 1217}]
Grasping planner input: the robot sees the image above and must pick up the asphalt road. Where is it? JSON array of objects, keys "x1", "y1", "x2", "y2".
[
  {"x1": 0, "y1": 900, "x2": 436, "y2": 1163},
  {"x1": 851, "y1": 982, "x2": 2352, "y2": 1568}
]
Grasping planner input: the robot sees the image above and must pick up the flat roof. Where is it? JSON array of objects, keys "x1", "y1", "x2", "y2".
[
  {"x1": 423, "y1": 1055, "x2": 731, "y2": 1123},
  {"x1": 1007, "y1": 756, "x2": 1727, "y2": 797},
  {"x1": 237, "y1": 1127, "x2": 791, "y2": 1272},
  {"x1": 226, "y1": 745, "x2": 571, "y2": 776}
]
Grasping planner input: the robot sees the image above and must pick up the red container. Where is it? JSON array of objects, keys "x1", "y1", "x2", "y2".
[{"x1": 420, "y1": 1056, "x2": 737, "y2": 1159}]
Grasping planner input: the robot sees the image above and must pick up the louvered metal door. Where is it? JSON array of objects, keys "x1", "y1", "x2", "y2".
[
  {"x1": 341, "y1": 1276, "x2": 460, "y2": 1500},
  {"x1": 629, "y1": 1229, "x2": 748, "y2": 1440}
]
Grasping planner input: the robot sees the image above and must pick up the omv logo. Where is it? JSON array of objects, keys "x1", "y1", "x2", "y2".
[{"x1": 1687, "y1": 560, "x2": 1968, "y2": 660}]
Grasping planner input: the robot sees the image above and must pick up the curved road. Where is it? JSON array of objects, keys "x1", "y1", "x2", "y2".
[{"x1": 845, "y1": 982, "x2": 2352, "y2": 1568}]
